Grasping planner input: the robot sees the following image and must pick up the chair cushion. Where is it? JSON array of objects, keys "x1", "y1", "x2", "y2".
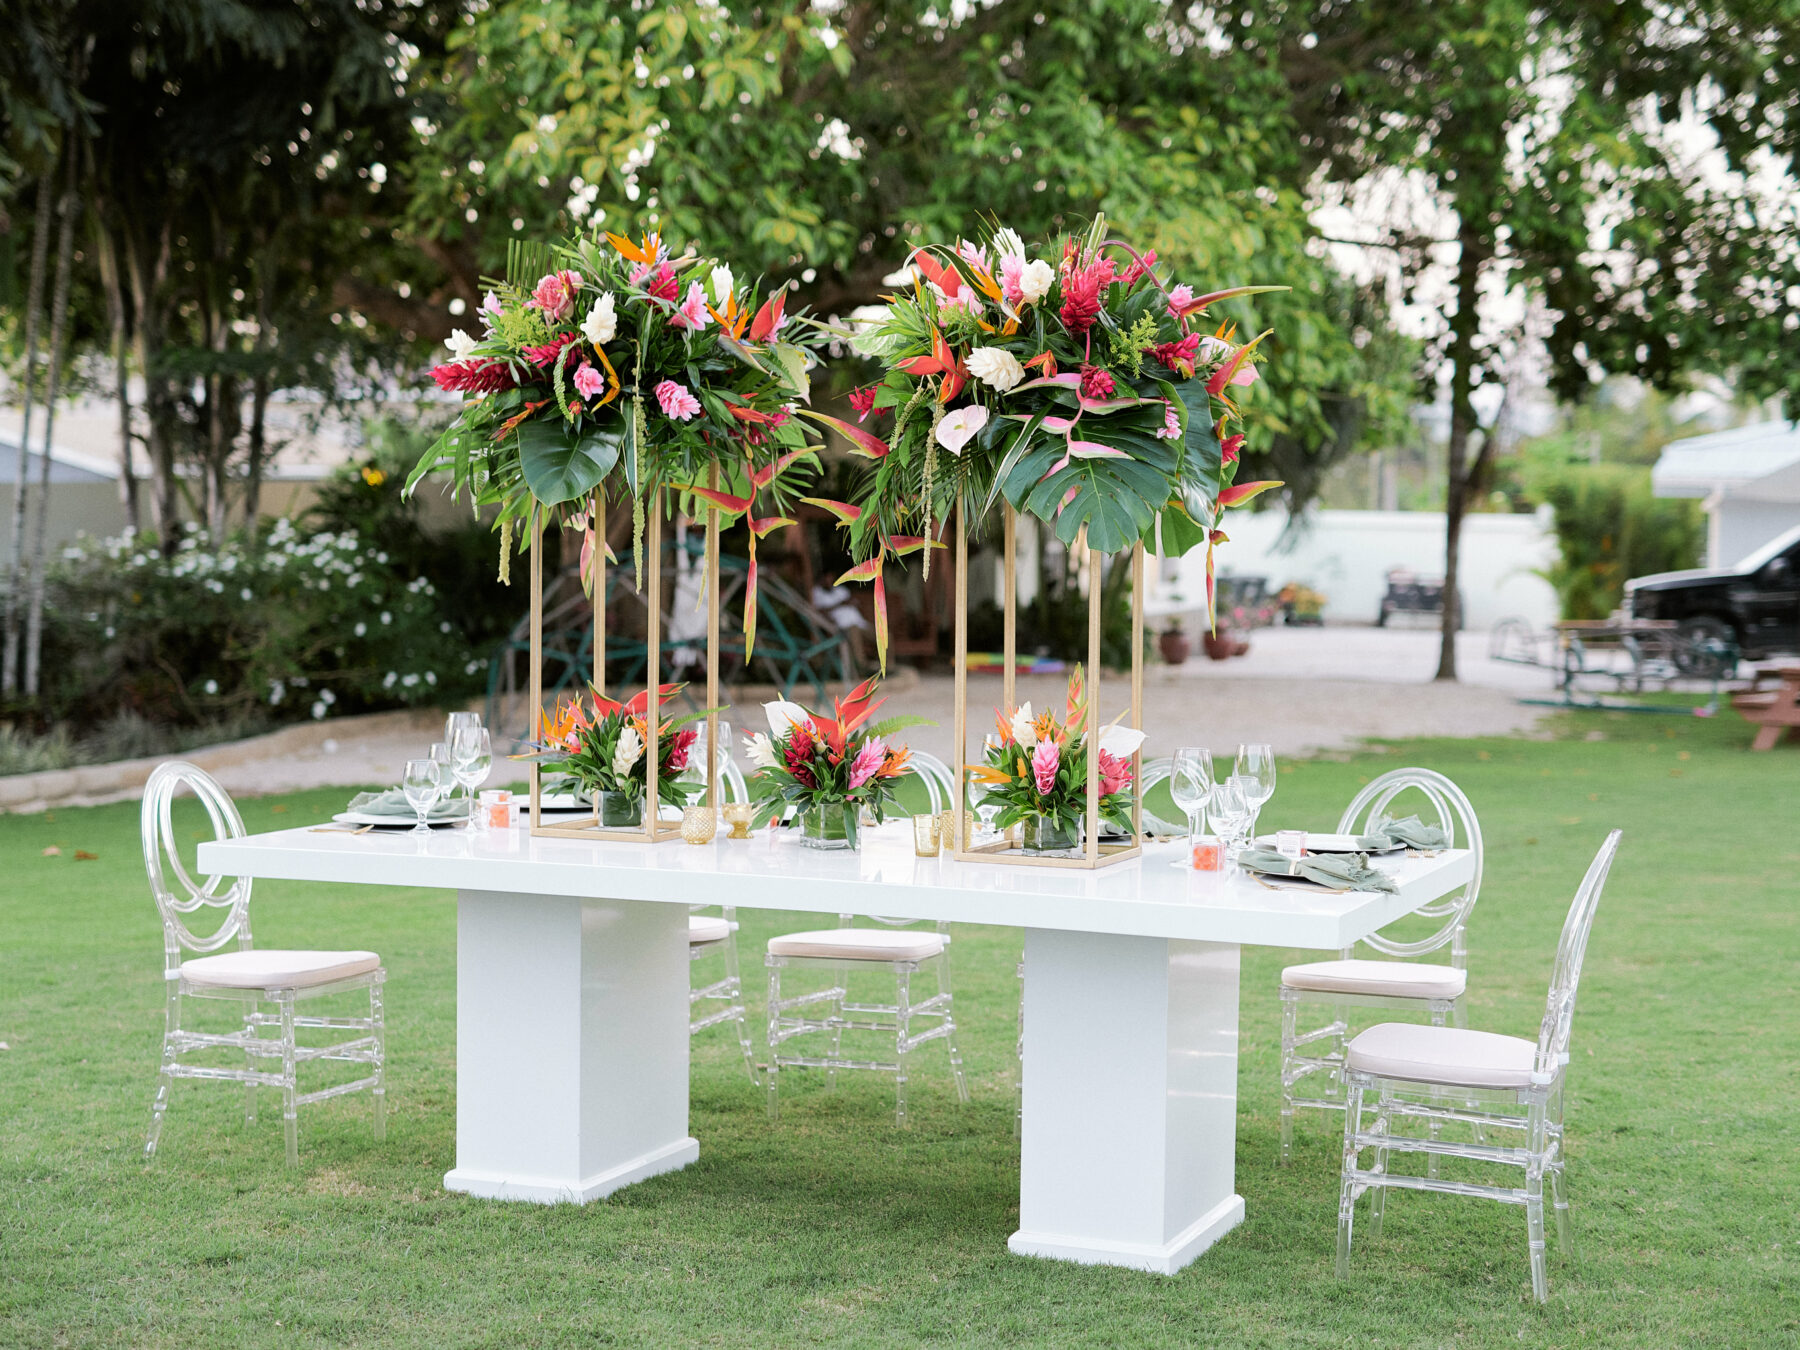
[
  {"x1": 180, "y1": 949, "x2": 381, "y2": 990},
  {"x1": 688, "y1": 915, "x2": 732, "y2": 945},
  {"x1": 1281, "y1": 958, "x2": 1467, "y2": 1001},
  {"x1": 766, "y1": 928, "x2": 946, "y2": 962},
  {"x1": 1347, "y1": 1022, "x2": 1539, "y2": 1090}
]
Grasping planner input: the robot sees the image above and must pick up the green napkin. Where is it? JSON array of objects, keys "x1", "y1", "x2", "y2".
[
  {"x1": 1239, "y1": 847, "x2": 1398, "y2": 893},
  {"x1": 347, "y1": 787, "x2": 469, "y2": 821},
  {"x1": 1355, "y1": 814, "x2": 1449, "y2": 851}
]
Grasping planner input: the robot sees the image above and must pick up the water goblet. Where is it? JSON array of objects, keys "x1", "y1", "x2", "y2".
[
  {"x1": 1211, "y1": 777, "x2": 1253, "y2": 866},
  {"x1": 445, "y1": 712, "x2": 482, "y2": 801},
  {"x1": 1234, "y1": 743, "x2": 1276, "y2": 843},
  {"x1": 451, "y1": 726, "x2": 493, "y2": 829},
  {"x1": 975, "y1": 734, "x2": 1003, "y2": 840},
  {"x1": 402, "y1": 758, "x2": 441, "y2": 835},
  {"x1": 1169, "y1": 747, "x2": 1215, "y2": 851}
]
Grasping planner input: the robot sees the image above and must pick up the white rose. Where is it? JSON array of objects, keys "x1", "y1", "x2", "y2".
[
  {"x1": 1010, "y1": 702, "x2": 1037, "y2": 750},
  {"x1": 993, "y1": 227, "x2": 1025, "y2": 264},
  {"x1": 967, "y1": 346, "x2": 1025, "y2": 393},
  {"x1": 613, "y1": 725, "x2": 643, "y2": 779},
  {"x1": 745, "y1": 732, "x2": 779, "y2": 769},
  {"x1": 1017, "y1": 259, "x2": 1054, "y2": 305},
  {"x1": 444, "y1": 328, "x2": 477, "y2": 362},
  {"x1": 709, "y1": 265, "x2": 735, "y2": 306},
  {"x1": 581, "y1": 292, "x2": 618, "y2": 346}
]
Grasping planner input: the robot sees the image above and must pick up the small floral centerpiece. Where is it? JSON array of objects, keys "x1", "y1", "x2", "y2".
[
  {"x1": 520, "y1": 684, "x2": 712, "y2": 828},
  {"x1": 805, "y1": 215, "x2": 1286, "y2": 659},
  {"x1": 969, "y1": 666, "x2": 1146, "y2": 854},
  {"x1": 742, "y1": 677, "x2": 927, "y2": 849}
]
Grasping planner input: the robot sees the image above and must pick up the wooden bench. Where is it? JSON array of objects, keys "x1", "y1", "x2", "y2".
[{"x1": 1731, "y1": 666, "x2": 1800, "y2": 750}]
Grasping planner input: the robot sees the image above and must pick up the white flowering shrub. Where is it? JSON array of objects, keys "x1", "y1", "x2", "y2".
[{"x1": 41, "y1": 520, "x2": 482, "y2": 726}]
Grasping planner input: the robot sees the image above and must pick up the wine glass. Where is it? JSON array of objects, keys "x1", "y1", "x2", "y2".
[
  {"x1": 445, "y1": 712, "x2": 482, "y2": 804},
  {"x1": 429, "y1": 742, "x2": 456, "y2": 813},
  {"x1": 1211, "y1": 776, "x2": 1252, "y2": 865},
  {"x1": 1169, "y1": 747, "x2": 1215, "y2": 849},
  {"x1": 451, "y1": 726, "x2": 493, "y2": 829},
  {"x1": 1234, "y1": 743, "x2": 1276, "y2": 844},
  {"x1": 402, "y1": 758, "x2": 441, "y2": 835}
]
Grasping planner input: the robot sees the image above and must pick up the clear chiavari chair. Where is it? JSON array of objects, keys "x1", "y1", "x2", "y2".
[
  {"x1": 142, "y1": 762, "x2": 387, "y2": 1166},
  {"x1": 1279, "y1": 768, "x2": 1484, "y2": 1164},
  {"x1": 689, "y1": 905, "x2": 758, "y2": 1082},
  {"x1": 1335, "y1": 830, "x2": 1621, "y2": 1303},
  {"x1": 765, "y1": 912, "x2": 969, "y2": 1126}
]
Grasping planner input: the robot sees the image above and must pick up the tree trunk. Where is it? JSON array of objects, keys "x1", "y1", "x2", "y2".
[
  {"x1": 91, "y1": 191, "x2": 140, "y2": 534},
  {"x1": 2, "y1": 171, "x2": 54, "y2": 695},
  {"x1": 1434, "y1": 213, "x2": 1487, "y2": 683},
  {"x1": 23, "y1": 146, "x2": 82, "y2": 697},
  {"x1": 123, "y1": 217, "x2": 180, "y2": 546}
]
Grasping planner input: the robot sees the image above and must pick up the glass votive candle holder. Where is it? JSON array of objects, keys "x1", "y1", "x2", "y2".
[
  {"x1": 478, "y1": 789, "x2": 513, "y2": 831},
  {"x1": 912, "y1": 813, "x2": 941, "y2": 857},
  {"x1": 1275, "y1": 829, "x2": 1307, "y2": 859},
  {"x1": 681, "y1": 805, "x2": 716, "y2": 846},
  {"x1": 1191, "y1": 837, "x2": 1224, "y2": 872},
  {"x1": 938, "y1": 808, "x2": 975, "y2": 851},
  {"x1": 721, "y1": 801, "x2": 753, "y2": 840}
]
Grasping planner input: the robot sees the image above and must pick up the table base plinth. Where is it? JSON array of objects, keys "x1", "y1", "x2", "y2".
[
  {"x1": 445, "y1": 1135, "x2": 700, "y2": 1205},
  {"x1": 1010, "y1": 1193, "x2": 1245, "y2": 1275}
]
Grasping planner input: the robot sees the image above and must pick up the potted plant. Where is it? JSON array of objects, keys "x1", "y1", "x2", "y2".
[
  {"x1": 1159, "y1": 617, "x2": 1193, "y2": 666},
  {"x1": 1278, "y1": 582, "x2": 1326, "y2": 626},
  {"x1": 519, "y1": 685, "x2": 711, "y2": 826},
  {"x1": 743, "y1": 677, "x2": 927, "y2": 849},
  {"x1": 971, "y1": 666, "x2": 1145, "y2": 854}
]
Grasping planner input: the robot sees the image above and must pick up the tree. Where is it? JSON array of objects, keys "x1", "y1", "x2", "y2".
[{"x1": 1261, "y1": 0, "x2": 1800, "y2": 677}]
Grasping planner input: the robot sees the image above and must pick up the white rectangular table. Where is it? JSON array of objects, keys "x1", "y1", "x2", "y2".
[{"x1": 199, "y1": 822, "x2": 1473, "y2": 1275}]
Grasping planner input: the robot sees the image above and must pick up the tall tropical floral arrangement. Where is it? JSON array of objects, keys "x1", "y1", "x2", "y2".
[
  {"x1": 407, "y1": 227, "x2": 822, "y2": 654},
  {"x1": 742, "y1": 677, "x2": 928, "y2": 847},
  {"x1": 519, "y1": 684, "x2": 712, "y2": 824},
  {"x1": 805, "y1": 216, "x2": 1284, "y2": 665},
  {"x1": 970, "y1": 666, "x2": 1146, "y2": 846}
]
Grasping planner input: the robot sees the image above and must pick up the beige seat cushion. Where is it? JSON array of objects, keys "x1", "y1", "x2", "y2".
[
  {"x1": 180, "y1": 949, "x2": 381, "y2": 991},
  {"x1": 688, "y1": 915, "x2": 732, "y2": 945},
  {"x1": 1347, "y1": 1022, "x2": 1539, "y2": 1090},
  {"x1": 767, "y1": 928, "x2": 946, "y2": 962},
  {"x1": 1282, "y1": 958, "x2": 1467, "y2": 1001}
]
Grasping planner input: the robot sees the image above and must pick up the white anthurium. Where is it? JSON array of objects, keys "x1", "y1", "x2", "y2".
[
  {"x1": 745, "y1": 732, "x2": 779, "y2": 769},
  {"x1": 613, "y1": 725, "x2": 644, "y2": 779},
  {"x1": 1098, "y1": 723, "x2": 1147, "y2": 758},
  {"x1": 764, "y1": 699, "x2": 811, "y2": 738},
  {"x1": 709, "y1": 264, "x2": 735, "y2": 306},
  {"x1": 1017, "y1": 259, "x2": 1054, "y2": 304},
  {"x1": 444, "y1": 328, "x2": 477, "y2": 361},
  {"x1": 934, "y1": 404, "x2": 989, "y2": 455},
  {"x1": 1010, "y1": 702, "x2": 1037, "y2": 749},
  {"x1": 582, "y1": 291, "x2": 618, "y2": 346}
]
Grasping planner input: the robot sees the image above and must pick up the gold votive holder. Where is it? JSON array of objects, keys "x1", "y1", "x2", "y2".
[
  {"x1": 912, "y1": 813, "x2": 941, "y2": 857},
  {"x1": 939, "y1": 808, "x2": 975, "y2": 852},
  {"x1": 721, "y1": 801, "x2": 753, "y2": 840},
  {"x1": 681, "y1": 805, "x2": 716, "y2": 846}
]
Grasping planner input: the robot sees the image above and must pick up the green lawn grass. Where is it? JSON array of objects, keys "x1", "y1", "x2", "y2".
[{"x1": 3, "y1": 707, "x2": 1797, "y2": 1348}]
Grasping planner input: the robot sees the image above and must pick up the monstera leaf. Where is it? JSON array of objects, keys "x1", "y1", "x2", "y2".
[{"x1": 517, "y1": 420, "x2": 623, "y2": 506}]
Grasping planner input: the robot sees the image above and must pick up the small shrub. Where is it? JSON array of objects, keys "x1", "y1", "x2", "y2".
[{"x1": 1532, "y1": 464, "x2": 1705, "y2": 620}]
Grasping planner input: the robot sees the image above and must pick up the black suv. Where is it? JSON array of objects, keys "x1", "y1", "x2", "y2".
[{"x1": 1624, "y1": 522, "x2": 1800, "y2": 662}]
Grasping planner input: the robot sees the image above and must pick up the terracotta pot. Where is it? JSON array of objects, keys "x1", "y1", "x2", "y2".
[
  {"x1": 1158, "y1": 629, "x2": 1192, "y2": 666},
  {"x1": 1203, "y1": 631, "x2": 1236, "y2": 661}
]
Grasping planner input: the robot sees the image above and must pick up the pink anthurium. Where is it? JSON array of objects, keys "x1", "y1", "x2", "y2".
[{"x1": 1206, "y1": 330, "x2": 1271, "y2": 397}]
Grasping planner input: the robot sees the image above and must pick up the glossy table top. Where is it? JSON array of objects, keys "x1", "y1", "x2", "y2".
[{"x1": 199, "y1": 821, "x2": 1475, "y2": 951}]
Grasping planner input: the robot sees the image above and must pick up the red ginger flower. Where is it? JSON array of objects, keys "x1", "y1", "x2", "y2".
[
  {"x1": 1150, "y1": 332, "x2": 1202, "y2": 377},
  {"x1": 523, "y1": 331, "x2": 583, "y2": 368},
  {"x1": 664, "y1": 728, "x2": 697, "y2": 773},
  {"x1": 1078, "y1": 365, "x2": 1115, "y2": 400},
  {"x1": 1058, "y1": 256, "x2": 1115, "y2": 334},
  {"x1": 431, "y1": 359, "x2": 517, "y2": 394},
  {"x1": 645, "y1": 262, "x2": 679, "y2": 302},
  {"x1": 1222, "y1": 433, "x2": 1244, "y2": 466},
  {"x1": 847, "y1": 384, "x2": 881, "y2": 422},
  {"x1": 784, "y1": 721, "x2": 818, "y2": 788},
  {"x1": 1120, "y1": 250, "x2": 1158, "y2": 286}
]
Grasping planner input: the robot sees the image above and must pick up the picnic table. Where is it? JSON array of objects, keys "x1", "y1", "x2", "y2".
[{"x1": 1731, "y1": 665, "x2": 1800, "y2": 750}]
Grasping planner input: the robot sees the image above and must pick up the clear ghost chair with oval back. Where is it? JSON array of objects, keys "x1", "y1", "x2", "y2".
[
  {"x1": 142, "y1": 762, "x2": 388, "y2": 1167},
  {"x1": 1335, "y1": 830, "x2": 1621, "y2": 1303},
  {"x1": 688, "y1": 757, "x2": 757, "y2": 1082},
  {"x1": 1278, "y1": 768, "x2": 1484, "y2": 1166}
]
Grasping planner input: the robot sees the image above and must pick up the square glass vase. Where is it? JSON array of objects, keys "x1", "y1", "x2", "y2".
[
  {"x1": 799, "y1": 804, "x2": 855, "y2": 851},
  {"x1": 595, "y1": 790, "x2": 643, "y2": 829},
  {"x1": 1021, "y1": 814, "x2": 1080, "y2": 854}
]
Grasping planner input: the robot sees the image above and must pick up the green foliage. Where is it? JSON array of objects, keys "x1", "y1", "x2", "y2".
[{"x1": 1530, "y1": 464, "x2": 1705, "y2": 621}]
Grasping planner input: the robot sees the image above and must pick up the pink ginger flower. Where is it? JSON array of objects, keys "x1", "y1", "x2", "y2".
[
  {"x1": 847, "y1": 738, "x2": 887, "y2": 790},
  {"x1": 1156, "y1": 401, "x2": 1182, "y2": 441},
  {"x1": 572, "y1": 361, "x2": 605, "y2": 400},
  {"x1": 655, "y1": 380, "x2": 701, "y2": 421},
  {"x1": 937, "y1": 286, "x2": 980, "y2": 316},
  {"x1": 1097, "y1": 749, "x2": 1133, "y2": 797},
  {"x1": 530, "y1": 269, "x2": 582, "y2": 323},
  {"x1": 1166, "y1": 283, "x2": 1195, "y2": 316},
  {"x1": 670, "y1": 280, "x2": 710, "y2": 330},
  {"x1": 1079, "y1": 365, "x2": 1115, "y2": 400},
  {"x1": 1031, "y1": 740, "x2": 1060, "y2": 796},
  {"x1": 1120, "y1": 250, "x2": 1158, "y2": 285},
  {"x1": 957, "y1": 239, "x2": 990, "y2": 273},
  {"x1": 1000, "y1": 255, "x2": 1027, "y2": 307},
  {"x1": 480, "y1": 290, "x2": 504, "y2": 330}
]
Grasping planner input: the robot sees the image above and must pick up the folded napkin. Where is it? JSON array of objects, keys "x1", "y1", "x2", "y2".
[
  {"x1": 1239, "y1": 847, "x2": 1398, "y2": 893},
  {"x1": 1355, "y1": 814, "x2": 1449, "y2": 851},
  {"x1": 347, "y1": 787, "x2": 468, "y2": 821}
]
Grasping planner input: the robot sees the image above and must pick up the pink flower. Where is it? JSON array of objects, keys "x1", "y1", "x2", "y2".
[
  {"x1": 938, "y1": 287, "x2": 980, "y2": 316},
  {"x1": 1079, "y1": 365, "x2": 1115, "y2": 400},
  {"x1": 480, "y1": 290, "x2": 504, "y2": 330},
  {"x1": 1120, "y1": 250, "x2": 1157, "y2": 286},
  {"x1": 1222, "y1": 433, "x2": 1244, "y2": 465},
  {"x1": 957, "y1": 239, "x2": 990, "y2": 273},
  {"x1": 1230, "y1": 360, "x2": 1259, "y2": 387},
  {"x1": 1166, "y1": 283, "x2": 1195, "y2": 317},
  {"x1": 847, "y1": 738, "x2": 887, "y2": 790},
  {"x1": 847, "y1": 384, "x2": 880, "y2": 422},
  {"x1": 1156, "y1": 401, "x2": 1182, "y2": 441},
  {"x1": 654, "y1": 379, "x2": 701, "y2": 421},
  {"x1": 664, "y1": 728, "x2": 697, "y2": 773},
  {"x1": 1150, "y1": 332, "x2": 1202, "y2": 377},
  {"x1": 1000, "y1": 256, "x2": 1026, "y2": 307},
  {"x1": 572, "y1": 361, "x2": 605, "y2": 400},
  {"x1": 632, "y1": 261, "x2": 679, "y2": 302},
  {"x1": 1031, "y1": 740, "x2": 1060, "y2": 796},
  {"x1": 1058, "y1": 256, "x2": 1115, "y2": 334},
  {"x1": 530, "y1": 270, "x2": 582, "y2": 323},
  {"x1": 670, "y1": 281, "x2": 710, "y2": 330},
  {"x1": 1097, "y1": 749, "x2": 1133, "y2": 797}
]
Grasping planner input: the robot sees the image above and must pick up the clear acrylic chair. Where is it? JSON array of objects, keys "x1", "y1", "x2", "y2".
[
  {"x1": 904, "y1": 750, "x2": 954, "y2": 813},
  {"x1": 1279, "y1": 768, "x2": 1484, "y2": 1164},
  {"x1": 765, "y1": 913, "x2": 970, "y2": 1125},
  {"x1": 142, "y1": 761, "x2": 388, "y2": 1167},
  {"x1": 1335, "y1": 830, "x2": 1621, "y2": 1303},
  {"x1": 689, "y1": 905, "x2": 758, "y2": 1082}
]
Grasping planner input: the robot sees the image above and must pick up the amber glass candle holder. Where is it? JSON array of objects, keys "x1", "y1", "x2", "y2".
[
  {"x1": 721, "y1": 801, "x2": 753, "y2": 840},
  {"x1": 681, "y1": 805, "x2": 717, "y2": 846}
]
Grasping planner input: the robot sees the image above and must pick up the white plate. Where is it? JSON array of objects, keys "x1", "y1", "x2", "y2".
[
  {"x1": 332, "y1": 810, "x2": 467, "y2": 829},
  {"x1": 1255, "y1": 832, "x2": 1404, "y2": 855}
]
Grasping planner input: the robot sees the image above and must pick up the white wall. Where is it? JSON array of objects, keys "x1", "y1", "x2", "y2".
[
  {"x1": 1712, "y1": 498, "x2": 1800, "y2": 568},
  {"x1": 1158, "y1": 507, "x2": 1562, "y2": 630}
]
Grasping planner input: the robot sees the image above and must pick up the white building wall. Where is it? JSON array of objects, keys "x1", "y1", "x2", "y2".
[
  {"x1": 1712, "y1": 498, "x2": 1800, "y2": 568},
  {"x1": 1158, "y1": 507, "x2": 1562, "y2": 631}
]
